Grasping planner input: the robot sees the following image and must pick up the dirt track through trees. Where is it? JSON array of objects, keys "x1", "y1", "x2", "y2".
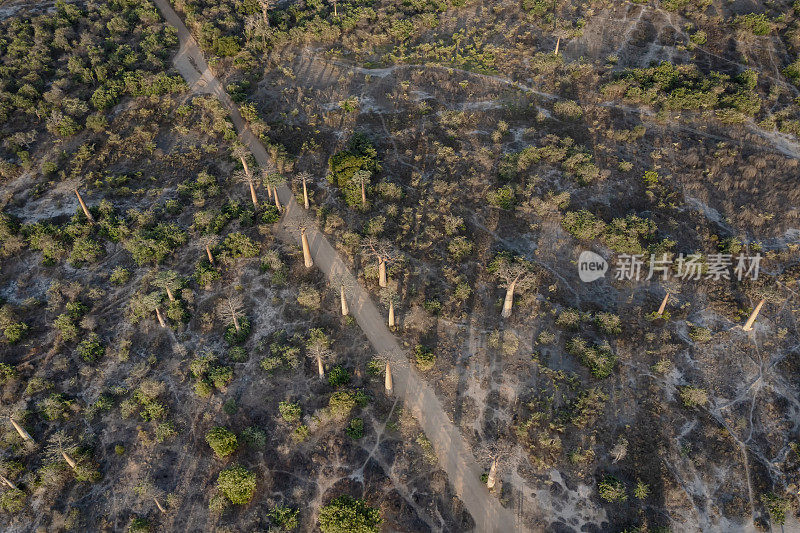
[{"x1": 152, "y1": 0, "x2": 521, "y2": 530}]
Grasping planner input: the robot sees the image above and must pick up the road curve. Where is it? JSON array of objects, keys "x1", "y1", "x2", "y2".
[{"x1": 151, "y1": 1, "x2": 521, "y2": 530}]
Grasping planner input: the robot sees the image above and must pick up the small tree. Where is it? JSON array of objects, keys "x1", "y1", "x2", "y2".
[
  {"x1": 217, "y1": 465, "x2": 256, "y2": 505},
  {"x1": 206, "y1": 427, "x2": 239, "y2": 458},
  {"x1": 489, "y1": 253, "x2": 536, "y2": 318}
]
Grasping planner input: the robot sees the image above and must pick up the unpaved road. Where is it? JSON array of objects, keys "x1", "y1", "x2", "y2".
[{"x1": 151, "y1": 0, "x2": 521, "y2": 530}]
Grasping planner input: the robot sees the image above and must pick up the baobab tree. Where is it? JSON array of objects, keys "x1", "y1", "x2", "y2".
[
  {"x1": 306, "y1": 328, "x2": 332, "y2": 378},
  {"x1": 216, "y1": 294, "x2": 245, "y2": 334},
  {"x1": 352, "y1": 169, "x2": 371, "y2": 208},
  {"x1": 489, "y1": 253, "x2": 536, "y2": 318},
  {"x1": 153, "y1": 270, "x2": 182, "y2": 302},
  {"x1": 131, "y1": 291, "x2": 167, "y2": 328},
  {"x1": 74, "y1": 188, "x2": 95, "y2": 225},
  {"x1": 233, "y1": 146, "x2": 259, "y2": 208},
  {"x1": 258, "y1": 0, "x2": 273, "y2": 27},
  {"x1": 295, "y1": 171, "x2": 312, "y2": 209},
  {"x1": 45, "y1": 431, "x2": 79, "y2": 472},
  {"x1": 262, "y1": 170, "x2": 285, "y2": 211},
  {"x1": 330, "y1": 0, "x2": 338, "y2": 17},
  {"x1": 198, "y1": 235, "x2": 218, "y2": 265},
  {"x1": 362, "y1": 237, "x2": 399, "y2": 288},
  {"x1": 331, "y1": 274, "x2": 352, "y2": 316},
  {"x1": 478, "y1": 439, "x2": 514, "y2": 491},
  {"x1": 135, "y1": 477, "x2": 169, "y2": 514},
  {"x1": 3, "y1": 406, "x2": 33, "y2": 445},
  {"x1": 380, "y1": 286, "x2": 400, "y2": 329}
]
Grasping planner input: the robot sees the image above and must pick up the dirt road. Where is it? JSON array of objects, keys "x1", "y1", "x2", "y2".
[{"x1": 151, "y1": 0, "x2": 521, "y2": 530}]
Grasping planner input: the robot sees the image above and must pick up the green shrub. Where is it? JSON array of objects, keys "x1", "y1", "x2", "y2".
[
  {"x1": 222, "y1": 232, "x2": 259, "y2": 259},
  {"x1": 76, "y1": 333, "x2": 105, "y2": 363},
  {"x1": 206, "y1": 427, "x2": 238, "y2": 458},
  {"x1": 217, "y1": 465, "x2": 256, "y2": 505},
  {"x1": 594, "y1": 312, "x2": 622, "y2": 334},
  {"x1": 735, "y1": 13, "x2": 772, "y2": 35},
  {"x1": 328, "y1": 391, "x2": 357, "y2": 417},
  {"x1": 562, "y1": 210, "x2": 605, "y2": 241},
  {"x1": 208, "y1": 365, "x2": 233, "y2": 389},
  {"x1": 128, "y1": 517, "x2": 150, "y2": 533},
  {"x1": 679, "y1": 386, "x2": 708, "y2": 408},
  {"x1": 3, "y1": 322, "x2": 28, "y2": 344},
  {"x1": 689, "y1": 325, "x2": 712, "y2": 343},
  {"x1": 598, "y1": 477, "x2": 627, "y2": 502},
  {"x1": 241, "y1": 426, "x2": 267, "y2": 449},
  {"x1": 0, "y1": 487, "x2": 25, "y2": 513},
  {"x1": 566, "y1": 338, "x2": 616, "y2": 378},
  {"x1": 414, "y1": 345, "x2": 436, "y2": 371},
  {"x1": 761, "y1": 493, "x2": 790, "y2": 525},
  {"x1": 555, "y1": 309, "x2": 581, "y2": 330},
  {"x1": 155, "y1": 421, "x2": 177, "y2": 443},
  {"x1": 319, "y1": 495, "x2": 382, "y2": 533},
  {"x1": 346, "y1": 418, "x2": 364, "y2": 439},
  {"x1": 0, "y1": 362, "x2": 17, "y2": 384},
  {"x1": 327, "y1": 365, "x2": 351, "y2": 387},
  {"x1": 110, "y1": 267, "x2": 131, "y2": 285},
  {"x1": 279, "y1": 401, "x2": 302, "y2": 423},
  {"x1": 487, "y1": 185, "x2": 515, "y2": 209},
  {"x1": 268, "y1": 505, "x2": 299, "y2": 530}
]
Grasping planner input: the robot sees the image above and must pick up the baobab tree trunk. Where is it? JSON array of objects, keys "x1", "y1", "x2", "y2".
[
  {"x1": 9, "y1": 418, "x2": 32, "y2": 443},
  {"x1": 555, "y1": 36, "x2": 561, "y2": 55},
  {"x1": 74, "y1": 189, "x2": 95, "y2": 225},
  {"x1": 388, "y1": 300, "x2": 395, "y2": 328},
  {"x1": 316, "y1": 355, "x2": 324, "y2": 378},
  {"x1": 378, "y1": 259, "x2": 387, "y2": 287},
  {"x1": 743, "y1": 299, "x2": 766, "y2": 331},
  {"x1": 301, "y1": 228, "x2": 313, "y2": 268},
  {"x1": 340, "y1": 284, "x2": 349, "y2": 316},
  {"x1": 0, "y1": 474, "x2": 17, "y2": 490},
  {"x1": 155, "y1": 308, "x2": 166, "y2": 328},
  {"x1": 248, "y1": 180, "x2": 259, "y2": 208},
  {"x1": 62, "y1": 450, "x2": 77, "y2": 470},
  {"x1": 232, "y1": 312, "x2": 241, "y2": 333},
  {"x1": 273, "y1": 186, "x2": 282, "y2": 211},
  {"x1": 385, "y1": 362, "x2": 393, "y2": 393},
  {"x1": 206, "y1": 245, "x2": 214, "y2": 265},
  {"x1": 361, "y1": 180, "x2": 366, "y2": 207},
  {"x1": 487, "y1": 458, "x2": 498, "y2": 489},
  {"x1": 166, "y1": 287, "x2": 175, "y2": 302},
  {"x1": 302, "y1": 177, "x2": 309, "y2": 209},
  {"x1": 267, "y1": 183, "x2": 273, "y2": 200},
  {"x1": 333, "y1": 1, "x2": 337, "y2": 16},
  {"x1": 154, "y1": 497, "x2": 167, "y2": 514},
  {"x1": 261, "y1": 4, "x2": 269, "y2": 27},
  {"x1": 657, "y1": 293, "x2": 669, "y2": 316},
  {"x1": 501, "y1": 280, "x2": 517, "y2": 318}
]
